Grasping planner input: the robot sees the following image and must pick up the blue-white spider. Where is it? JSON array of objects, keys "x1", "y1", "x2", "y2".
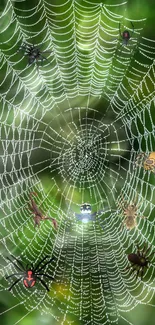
[{"x1": 70, "y1": 203, "x2": 105, "y2": 223}]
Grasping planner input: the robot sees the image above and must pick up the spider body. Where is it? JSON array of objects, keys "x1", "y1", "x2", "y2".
[
  {"x1": 126, "y1": 244, "x2": 155, "y2": 279},
  {"x1": 128, "y1": 253, "x2": 147, "y2": 267},
  {"x1": 6, "y1": 255, "x2": 55, "y2": 291},
  {"x1": 118, "y1": 195, "x2": 144, "y2": 230},
  {"x1": 80, "y1": 203, "x2": 92, "y2": 215},
  {"x1": 119, "y1": 22, "x2": 134, "y2": 47},
  {"x1": 75, "y1": 203, "x2": 95, "y2": 222},
  {"x1": 123, "y1": 203, "x2": 138, "y2": 229},
  {"x1": 135, "y1": 152, "x2": 155, "y2": 173},
  {"x1": 23, "y1": 270, "x2": 36, "y2": 288},
  {"x1": 28, "y1": 48, "x2": 40, "y2": 65},
  {"x1": 18, "y1": 43, "x2": 51, "y2": 67},
  {"x1": 29, "y1": 192, "x2": 58, "y2": 229},
  {"x1": 69, "y1": 203, "x2": 105, "y2": 223},
  {"x1": 122, "y1": 30, "x2": 131, "y2": 45}
]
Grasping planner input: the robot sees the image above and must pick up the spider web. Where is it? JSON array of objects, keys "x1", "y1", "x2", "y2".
[{"x1": 0, "y1": 0, "x2": 155, "y2": 324}]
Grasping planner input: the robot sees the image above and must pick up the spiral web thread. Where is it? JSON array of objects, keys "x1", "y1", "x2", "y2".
[{"x1": 0, "y1": 0, "x2": 155, "y2": 324}]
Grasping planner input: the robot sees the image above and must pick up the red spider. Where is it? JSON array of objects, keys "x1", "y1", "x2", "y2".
[
  {"x1": 29, "y1": 192, "x2": 58, "y2": 229},
  {"x1": 118, "y1": 21, "x2": 134, "y2": 47},
  {"x1": 6, "y1": 255, "x2": 55, "y2": 291}
]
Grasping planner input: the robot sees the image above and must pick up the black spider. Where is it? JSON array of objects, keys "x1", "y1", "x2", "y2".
[
  {"x1": 126, "y1": 244, "x2": 155, "y2": 280},
  {"x1": 6, "y1": 255, "x2": 55, "y2": 291},
  {"x1": 118, "y1": 21, "x2": 134, "y2": 48},
  {"x1": 18, "y1": 43, "x2": 51, "y2": 66}
]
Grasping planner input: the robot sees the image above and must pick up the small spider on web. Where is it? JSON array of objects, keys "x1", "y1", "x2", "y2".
[
  {"x1": 117, "y1": 21, "x2": 136, "y2": 51},
  {"x1": 67, "y1": 202, "x2": 106, "y2": 224},
  {"x1": 28, "y1": 192, "x2": 58, "y2": 230},
  {"x1": 117, "y1": 193, "x2": 145, "y2": 230},
  {"x1": 17, "y1": 42, "x2": 51, "y2": 69}
]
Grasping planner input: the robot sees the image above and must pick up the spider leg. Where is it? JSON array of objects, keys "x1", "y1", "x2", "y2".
[
  {"x1": 117, "y1": 42, "x2": 124, "y2": 50},
  {"x1": 8, "y1": 277, "x2": 23, "y2": 291},
  {"x1": 142, "y1": 243, "x2": 148, "y2": 256},
  {"x1": 28, "y1": 204, "x2": 34, "y2": 211},
  {"x1": 97, "y1": 209, "x2": 104, "y2": 216},
  {"x1": 136, "y1": 268, "x2": 140, "y2": 280},
  {"x1": 42, "y1": 217, "x2": 53, "y2": 221},
  {"x1": 76, "y1": 215, "x2": 82, "y2": 221},
  {"x1": 119, "y1": 23, "x2": 122, "y2": 38},
  {"x1": 125, "y1": 265, "x2": 132, "y2": 271},
  {"x1": 133, "y1": 193, "x2": 138, "y2": 206},
  {"x1": 134, "y1": 153, "x2": 147, "y2": 168},
  {"x1": 136, "y1": 244, "x2": 141, "y2": 257},
  {"x1": 10, "y1": 255, "x2": 26, "y2": 270},
  {"x1": 6, "y1": 256, "x2": 24, "y2": 272},
  {"x1": 145, "y1": 244, "x2": 151, "y2": 253},
  {"x1": 36, "y1": 257, "x2": 55, "y2": 273},
  {"x1": 35, "y1": 273, "x2": 54, "y2": 280},
  {"x1": 140, "y1": 268, "x2": 144, "y2": 280},
  {"x1": 17, "y1": 43, "x2": 27, "y2": 52},
  {"x1": 36, "y1": 276, "x2": 50, "y2": 292},
  {"x1": 130, "y1": 21, "x2": 134, "y2": 38},
  {"x1": 134, "y1": 160, "x2": 143, "y2": 168},
  {"x1": 138, "y1": 213, "x2": 146, "y2": 219},
  {"x1": 39, "y1": 54, "x2": 48, "y2": 62},
  {"x1": 34, "y1": 218, "x2": 41, "y2": 228},
  {"x1": 130, "y1": 267, "x2": 137, "y2": 277},
  {"x1": 34, "y1": 256, "x2": 49, "y2": 272},
  {"x1": 146, "y1": 250, "x2": 155, "y2": 259},
  {"x1": 6, "y1": 273, "x2": 24, "y2": 279},
  {"x1": 98, "y1": 220, "x2": 104, "y2": 230}
]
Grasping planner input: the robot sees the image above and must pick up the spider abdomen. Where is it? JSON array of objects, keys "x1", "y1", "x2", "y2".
[
  {"x1": 145, "y1": 159, "x2": 154, "y2": 165},
  {"x1": 123, "y1": 30, "x2": 130, "y2": 39},
  {"x1": 128, "y1": 253, "x2": 147, "y2": 266},
  {"x1": 23, "y1": 270, "x2": 36, "y2": 288}
]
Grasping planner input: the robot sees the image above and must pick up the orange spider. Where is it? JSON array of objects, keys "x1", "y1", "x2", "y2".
[{"x1": 135, "y1": 152, "x2": 155, "y2": 173}]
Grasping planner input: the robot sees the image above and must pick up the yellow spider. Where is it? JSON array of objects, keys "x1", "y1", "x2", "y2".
[{"x1": 135, "y1": 152, "x2": 155, "y2": 173}]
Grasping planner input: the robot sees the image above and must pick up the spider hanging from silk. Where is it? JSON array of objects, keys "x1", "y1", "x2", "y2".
[
  {"x1": 18, "y1": 43, "x2": 51, "y2": 67},
  {"x1": 6, "y1": 255, "x2": 55, "y2": 291},
  {"x1": 69, "y1": 203, "x2": 105, "y2": 223},
  {"x1": 126, "y1": 243, "x2": 155, "y2": 280},
  {"x1": 118, "y1": 21, "x2": 134, "y2": 48}
]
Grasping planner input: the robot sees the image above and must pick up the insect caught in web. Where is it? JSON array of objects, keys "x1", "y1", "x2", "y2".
[
  {"x1": 134, "y1": 152, "x2": 155, "y2": 174},
  {"x1": 118, "y1": 21, "x2": 135, "y2": 48},
  {"x1": 18, "y1": 43, "x2": 51, "y2": 67},
  {"x1": 6, "y1": 255, "x2": 55, "y2": 291},
  {"x1": 28, "y1": 192, "x2": 58, "y2": 229},
  {"x1": 126, "y1": 244, "x2": 155, "y2": 280},
  {"x1": 118, "y1": 194, "x2": 145, "y2": 230}
]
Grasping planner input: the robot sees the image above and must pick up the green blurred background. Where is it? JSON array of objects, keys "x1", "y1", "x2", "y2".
[{"x1": 0, "y1": 0, "x2": 155, "y2": 324}]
